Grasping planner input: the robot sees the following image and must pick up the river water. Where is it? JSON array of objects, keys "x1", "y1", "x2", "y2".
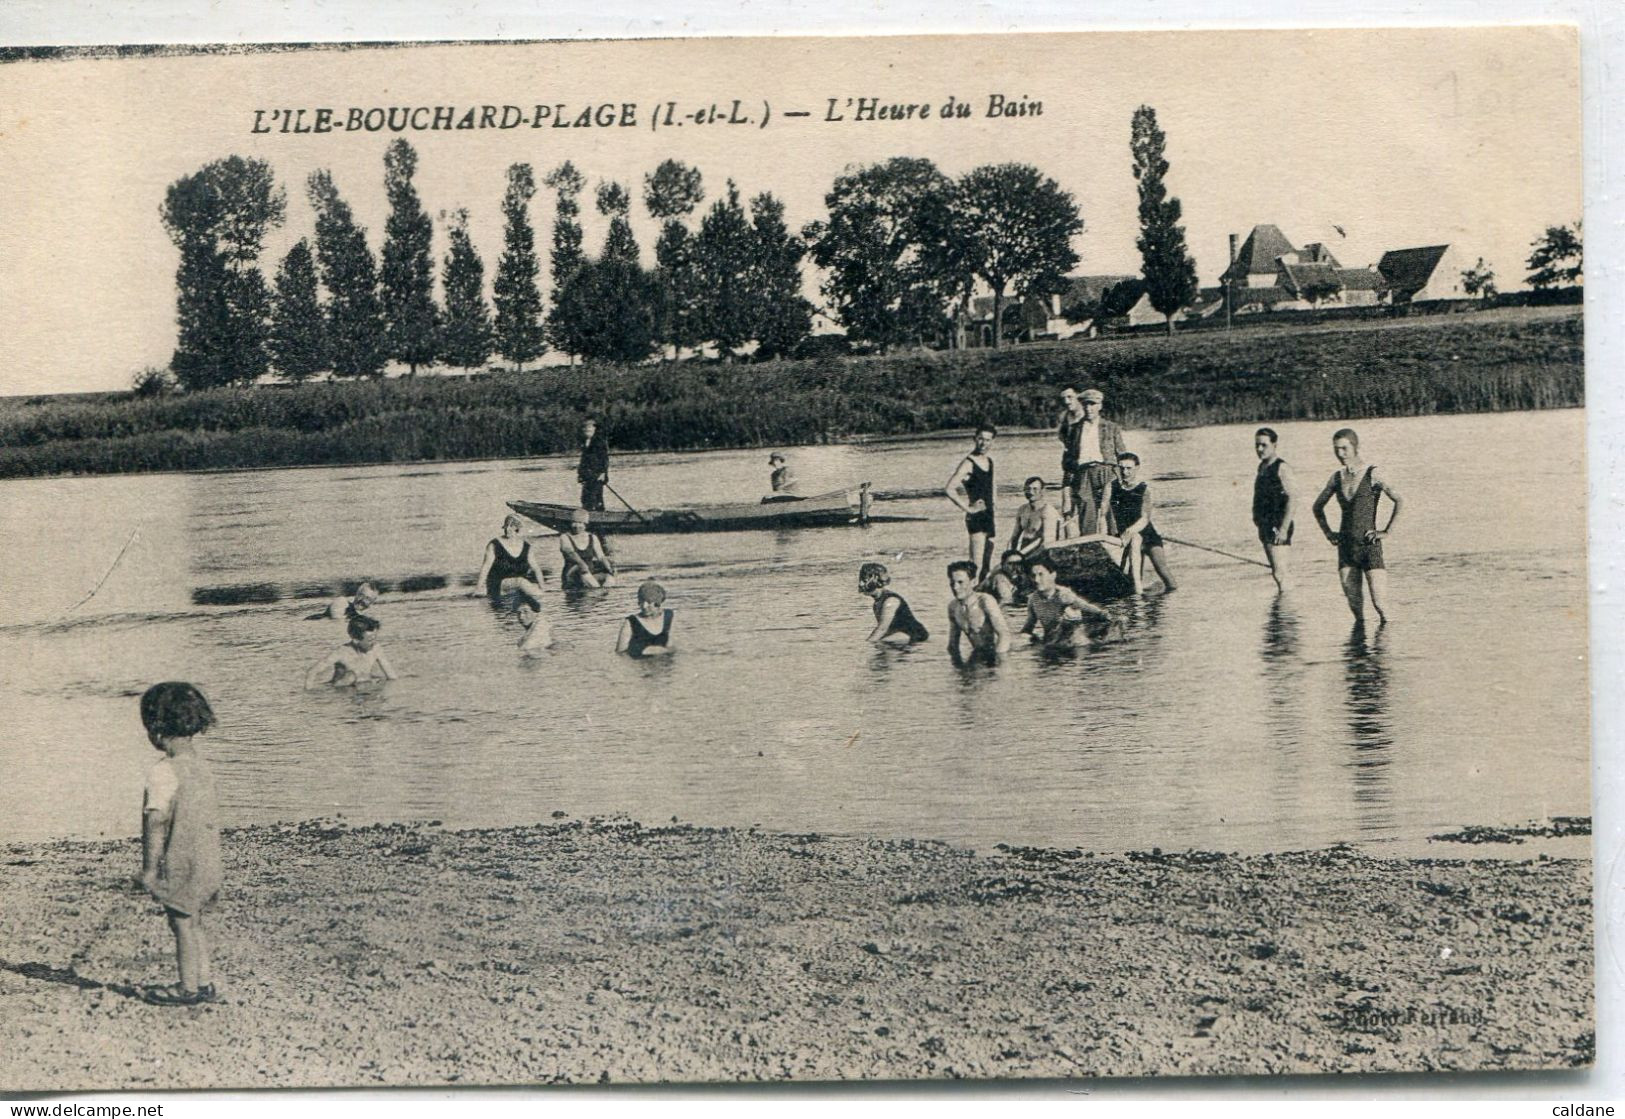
[{"x1": 0, "y1": 409, "x2": 1589, "y2": 853}]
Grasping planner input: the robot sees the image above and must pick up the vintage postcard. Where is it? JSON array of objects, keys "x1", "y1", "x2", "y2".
[{"x1": 0, "y1": 27, "x2": 1590, "y2": 1089}]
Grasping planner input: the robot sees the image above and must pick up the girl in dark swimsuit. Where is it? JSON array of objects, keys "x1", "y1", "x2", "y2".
[
  {"x1": 474, "y1": 514, "x2": 546, "y2": 607},
  {"x1": 858, "y1": 562, "x2": 930, "y2": 644},
  {"x1": 558, "y1": 509, "x2": 617, "y2": 589},
  {"x1": 617, "y1": 581, "x2": 675, "y2": 656}
]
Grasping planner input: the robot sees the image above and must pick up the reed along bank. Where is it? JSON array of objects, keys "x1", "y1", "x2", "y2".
[{"x1": 0, "y1": 306, "x2": 1582, "y2": 480}]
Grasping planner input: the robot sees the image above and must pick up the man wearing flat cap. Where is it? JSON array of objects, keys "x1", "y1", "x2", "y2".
[{"x1": 1058, "y1": 386, "x2": 1127, "y2": 536}]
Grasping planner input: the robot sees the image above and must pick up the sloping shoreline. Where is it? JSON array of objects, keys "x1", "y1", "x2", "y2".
[{"x1": 0, "y1": 818, "x2": 1593, "y2": 1090}]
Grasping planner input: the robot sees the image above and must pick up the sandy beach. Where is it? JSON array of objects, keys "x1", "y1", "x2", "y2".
[{"x1": 0, "y1": 818, "x2": 1592, "y2": 1091}]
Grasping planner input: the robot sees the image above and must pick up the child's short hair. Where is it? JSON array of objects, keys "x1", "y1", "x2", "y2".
[
  {"x1": 1117, "y1": 451, "x2": 1140, "y2": 466},
  {"x1": 1000, "y1": 549, "x2": 1024, "y2": 567},
  {"x1": 1332, "y1": 427, "x2": 1360, "y2": 450},
  {"x1": 857, "y1": 562, "x2": 891, "y2": 593},
  {"x1": 347, "y1": 613, "x2": 382, "y2": 640},
  {"x1": 976, "y1": 422, "x2": 998, "y2": 438},
  {"x1": 140, "y1": 682, "x2": 216, "y2": 739},
  {"x1": 946, "y1": 559, "x2": 979, "y2": 580},
  {"x1": 638, "y1": 580, "x2": 667, "y2": 606},
  {"x1": 503, "y1": 513, "x2": 524, "y2": 531},
  {"x1": 1027, "y1": 554, "x2": 1058, "y2": 576},
  {"x1": 1024, "y1": 475, "x2": 1046, "y2": 489},
  {"x1": 1255, "y1": 427, "x2": 1278, "y2": 444}
]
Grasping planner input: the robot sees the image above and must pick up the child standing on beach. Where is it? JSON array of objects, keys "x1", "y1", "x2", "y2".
[{"x1": 138, "y1": 682, "x2": 223, "y2": 1006}]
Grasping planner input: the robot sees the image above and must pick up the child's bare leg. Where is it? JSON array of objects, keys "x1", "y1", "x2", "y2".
[
  {"x1": 1123, "y1": 537, "x2": 1144, "y2": 593},
  {"x1": 1147, "y1": 545, "x2": 1177, "y2": 591},
  {"x1": 1264, "y1": 542, "x2": 1288, "y2": 591},
  {"x1": 1365, "y1": 569, "x2": 1389, "y2": 623},
  {"x1": 169, "y1": 910, "x2": 202, "y2": 992},
  {"x1": 969, "y1": 532, "x2": 989, "y2": 582},
  {"x1": 1338, "y1": 565, "x2": 1365, "y2": 621}
]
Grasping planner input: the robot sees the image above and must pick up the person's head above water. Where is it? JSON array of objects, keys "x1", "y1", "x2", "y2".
[
  {"x1": 858, "y1": 562, "x2": 891, "y2": 594},
  {"x1": 637, "y1": 580, "x2": 667, "y2": 607},
  {"x1": 946, "y1": 559, "x2": 979, "y2": 599},
  {"x1": 768, "y1": 453, "x2": 785, "y2": 467},
  {"x1": 347, "y1": 612, "x2": 381, "y2": 645},
  {"x1": 502, "y1": 513, "x2": 524, "y2": 535},
  {"x1": 570, "y1": 508, "x2": 591, "y2": 529},
  {"x1": 140, "y1": 681, "x2": 217, "y2": 743},
  {"x1": 353, "y1": 582, "x2": 380, "y2": 608}
]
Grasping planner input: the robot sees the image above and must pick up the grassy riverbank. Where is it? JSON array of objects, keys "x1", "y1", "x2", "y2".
[
  {"x1": 0, "y1": 306, "x2": 1582, "y2": 479},
  {"x1": 0, "y1": 818, "x2": 1591, "y2": 1089}
]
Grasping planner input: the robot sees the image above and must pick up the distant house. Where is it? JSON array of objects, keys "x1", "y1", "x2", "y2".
[
  {"x1": 963, "y1": 274, "x2": 1137, "y2": 345},
  {"x1": 1222, "y1": 224, "x2": 1299, "y2": 289},
  {"x1": 1377, "y1": 245, "x2": 1467, "y2": 303}
]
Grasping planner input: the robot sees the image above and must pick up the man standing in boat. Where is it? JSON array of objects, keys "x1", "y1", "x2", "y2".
[
  {"x1": 1059, "y1": 388, "x2": 1127, "y2": 536},
  {"x1": 577, "y1": 418, "x2": 609, "y2": 513},
  {"x1": 1311, "y1": 427, "x2": 1403, "y2": 625},
  {"x1": 1252, "y1": 427, "x2": 1297, "y2": 592},
  {"x1": 945, "y1": 424, "x2": 998, "y2": 583}
]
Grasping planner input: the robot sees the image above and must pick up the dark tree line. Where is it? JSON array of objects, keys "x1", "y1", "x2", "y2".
[{"x1": 160, "y1": 140, "x2": 1101, "y2": 386}]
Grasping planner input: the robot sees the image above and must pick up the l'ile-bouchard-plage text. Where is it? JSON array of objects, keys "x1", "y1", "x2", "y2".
[{"x1": 249, "y1": 95, "x2": 1042, "y2": 136}]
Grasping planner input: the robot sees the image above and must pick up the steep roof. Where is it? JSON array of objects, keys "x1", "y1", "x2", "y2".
[
  {"x1": 1337, "y1": 267, "x2": 1389, "y2": 292},
  {"x1": 1225, "y1": 224, "x2": 1297, "y2": 279},
  {"x1": 1300, "y1": 242, "x2": 1344, "y2": 267},
  {"x1": 1377, "y1": 245, "x2": 1450, "y2": 296},
  {"x1": 1277, "y1": 261, "x2": 1341, "y2": 297}
]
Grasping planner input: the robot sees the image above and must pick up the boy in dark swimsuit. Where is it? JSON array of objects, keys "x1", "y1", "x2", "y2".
[
  {"x1": 1311, "y1": 427, "x2": 1404, "y2": 624},
  {"x1": 945, "y1": 424, "x2": 997, "y2": 583},
  {"x1": 1252, "y1": 427, "x2": 1297, "y2": 592},
  {"x1": 1106, "y1": 452, "x2": 1176, "y2": 593},
  {"x1": 859, "y1": 562, "x2": 930, "y2": 644}
]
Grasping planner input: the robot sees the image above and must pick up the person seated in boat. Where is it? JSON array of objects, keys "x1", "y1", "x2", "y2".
[
  {"x1": 859, "y1": 562, "x2": 930, "y2": 645},
  {"x1": 984, "y1": 549, "x2": 1035, "y2": 606},
  {"x1": 1021, "y1": 554, "x2": 1115, "y2": 650},
  {"x1": 515, "y1": 600, "x2": 554, "y2": 655},
  {"x1": 617, "y1": 581, "x2": 675, "y2": 657},
  {"x1": 1010, "y1": 476, "x2": 1062, "y2": 558},
  {"x1": 558, "y1": 509, "x2": 617, "y2": 589},
  {"x1": 946, "y1": 559, "x2": 1010, "y2": 664},
  {"x1": 473, "y1": 514, "x2": 546, "y2": 606},
  {"x1": 1106, "y1": 452, "x2": 1177, "y2": 593},
  {"x1": 763, "y1": 453, "x2": 804, "y2": 503},
  {"x1": 304, "y1": 613, "x2": 397, "y2": 688},
  {"x1": 309, "y1": 581, "x2": 379, "y2": 622}
]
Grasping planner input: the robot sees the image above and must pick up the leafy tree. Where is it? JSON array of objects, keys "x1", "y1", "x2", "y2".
[
  {"x1": 439, "y1": 208, "x2": 493, "y2": 370},
  {"x1": 131, "y1": 365, "x2": 177, "y2": 398},
  {"x1": 159, "y1": 156, "x2": 286, "y2": 388},
  {"x1": 493, "y1": 162, "x2": 546, "y2": 370},
  {"x1": 748, "y1": 192, "x2": 813, "y2": 360},
  {"x1": 1131, "y1": 105, "x2": 1198, "y2": 335},
  {"x1": 692, "y1": 180, "x2": 757, "y2": 358},
  {"x1": 1525, "y1": 223, "x2": 1582, "y2": 290},
  {"x1": 644, "y1": 160, "x2": 705, "y2": 357},
  {"x1": 380, "y1": 140, "x2": 439, "y2": 373},
  {"x1": 306, "y1": 169, "x2": 386, "y2": 377},
  {"x1": 803, "y1": 157, "x2": 953, "y2": 352},
  {"x1": 951, "y1": 163, "x2": 1083, "y2": 349},
  {"x1": 1296, "y1": 274, "x2": 1342, "y2": 307},
  {"x1": 550, "y1": 258, "x2": 660, "y2": 364},
  {"x1": 1461, "y1": 257, "x2": 1498, "y2": 302},
  {"x1": 542, "y1": 161, "x2": 587, "y2": 359},
  {"x1": 269, "y1": 238, "x2": 327, "y2": 381},
  {"x1": 596, "y1": 180, "x2": 640, "y2": 266}
]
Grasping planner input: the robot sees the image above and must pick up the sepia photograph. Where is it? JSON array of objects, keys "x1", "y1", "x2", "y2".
[{"x1": 0, "y1": 23, "x2": 1596, "y2": 1091}]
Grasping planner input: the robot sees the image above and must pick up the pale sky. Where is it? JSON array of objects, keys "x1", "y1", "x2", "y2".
[{"x1": 0, "y1": 27, "x2": 1581, "y2": 396}]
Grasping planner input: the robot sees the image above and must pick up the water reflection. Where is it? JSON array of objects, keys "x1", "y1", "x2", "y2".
[{"x1": 1342, "y1": 622, "x2": 1394, "y2": 835}]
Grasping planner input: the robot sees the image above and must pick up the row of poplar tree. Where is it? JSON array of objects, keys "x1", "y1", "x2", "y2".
[{"x1": 160, "y1": 105, "x2": 1199, "y2": 389}]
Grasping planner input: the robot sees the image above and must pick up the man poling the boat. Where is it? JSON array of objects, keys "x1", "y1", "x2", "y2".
[{"x1": 577, "y1": 418, "x2": 610, "y2": 513}]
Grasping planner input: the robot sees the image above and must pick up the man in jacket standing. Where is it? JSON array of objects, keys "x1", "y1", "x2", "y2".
[
  {"x1": 1058, "y1": 387, "x2": 1127, "y2": 535},
  {"x1": 577, "y1": 417, "x2": 609, "y2": 512}
]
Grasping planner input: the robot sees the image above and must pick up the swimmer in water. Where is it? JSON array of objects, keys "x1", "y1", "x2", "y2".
[
  {"x1": 945, "y1": 559, "x2": 1010, "y2": 664},
  {"x1": 616, "y1": 581, "x2": 674, "y2": 657},
  {"x1": 516, "y1": 600, "x2": 554, "y2": 655},
  {"x1": 859, "y1": 562, "x2": 930, "y2": 645},
  {"x1": 304, "y1": 613, "x2": 397, "y2": 688}
]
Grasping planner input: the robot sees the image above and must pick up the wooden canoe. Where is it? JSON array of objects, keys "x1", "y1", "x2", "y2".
[{"x1": 508, "y1": 485, "x2": 922, "y2": 535}]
